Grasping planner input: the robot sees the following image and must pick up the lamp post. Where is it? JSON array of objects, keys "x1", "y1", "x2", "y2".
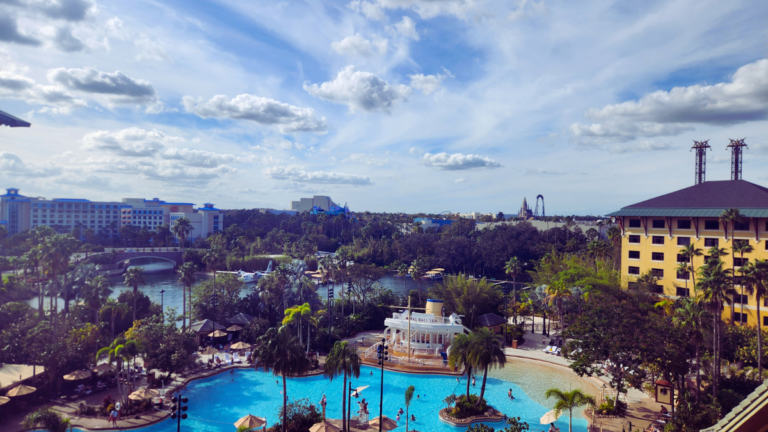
[
  {"x1": 160, "y1": 289, "x2": 165, "y2": 322},
  {"x1": 170, "y1": 393, "x2": 189, "y2": 432},
  {"x1": 377, "y1": 338, "x2": 389, "y2": 432},
  {"x1": 347, "y1": 381, "x2": 353, "y2": 432}
]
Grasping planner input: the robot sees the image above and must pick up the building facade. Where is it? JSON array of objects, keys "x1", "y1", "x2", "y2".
[
  {"x1": 0, "y1": 188, "x2": 222, "y2": 240},
  {"x1": 608, "y1": 180, "x2": 768, "y2": 327},
  {"x1": 290, "y1": 195, "x2": 336, "y2": 213}
]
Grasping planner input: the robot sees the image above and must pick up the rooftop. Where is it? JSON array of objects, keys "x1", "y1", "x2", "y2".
[{"x1": 476, "y1": 313, "x2": 507, "y2": 327}]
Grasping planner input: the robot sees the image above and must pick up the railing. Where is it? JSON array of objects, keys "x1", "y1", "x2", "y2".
[
  {"x1": 361, "y1": 342, "x2": 450, "y2": 369},
  {"x1": 391, "y1": 313, "x2": 454, "y2": 324}
]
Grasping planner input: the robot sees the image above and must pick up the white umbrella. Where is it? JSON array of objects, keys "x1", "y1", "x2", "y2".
[{"x1": 540, "y1": 410, "x2": 560, "y2": 424}]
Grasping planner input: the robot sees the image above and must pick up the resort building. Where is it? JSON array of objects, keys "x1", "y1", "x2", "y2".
[
  {"x1": 383, "y1": 299, "x2": 469, "y2": 356},
  {"x1": 608, "y1": 179, "x2": 768, "y2": 326},
  {"x1": 0, "y1": 188, "x2": 222, "y2": 239},
  {"x1": 414, "y1": 218, "x2": 454, "y2": 231},
  {"x1": 476, "y1": 313, "x2": 507, "y2": 334},
  {"x1": 290, "y1": 195, "x2": 337, "y2": 213}
]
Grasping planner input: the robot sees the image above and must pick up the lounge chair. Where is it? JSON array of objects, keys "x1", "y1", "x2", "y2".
[
  {"x1": 542, "y1": 339, "x2": 555, "y2": 352},
  {"x1": 555, "y1": 347, "x2": 562, "y2": 356},
  {"x1": 233, "y1": 352, "x2": 242, "y2": 364},
  {"x1": 224, "y1": 353, "x2": 232, "y2": 365}
]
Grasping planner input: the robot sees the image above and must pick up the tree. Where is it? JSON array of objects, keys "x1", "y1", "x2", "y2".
[
  {"x1": 673, "y1": 298, "x2": 709, "y2": 399},
  {"x1": 39, "y1": 234, "x2": 79, "y2": 336},
  {"x1": 410, "y1": 259, "x2": 425, "y2": 303},
  {"x1": 171, "y1": 217, "x2": 193, "y2": 260},
  {"x1": 696, "y1": 258, "x2": 733, "y2": 398},
  {"x1": 504, "y1": 257, "x2": 522, "y2": 323},
  {"x1": 253, "y1": 327, "x2": 310, "y2": 432},
  {"x1": 82, "y1": 276, "x2": 112, "y2": 325},
  {"x1": 719, "y1": 208, "x2": 743, "y2": 244},
  {"x1": 448, "y1": 332, "x2": 475, "y2": 399},
  {"x1": 746, "y1": 259, "x2": 768, "y2": 379},
  {"x1": 544, "y1": 388, "x2": 595, "y2": 432},
  {"x1": 467, "y1": 327, "x2": 506, "y2": 405},
  {"x1": 100, "y1": 298, "x2": 129, "y2": 339},
  {"x1": 283, "y1": 302, "x2": 312, "y2": 346},
  {"x1": 676, "y1": 262, "x2": 691, "y2": 294},
  {"x1": 178, "y1": 262, "x2": 197, "y2": 329},
  {"x1": 323, "y1": 341, "x2": 361, "y2": 432},
  {"x1": 429, "y1": 274, "x2": 502, "y2": 329},
  {"x1": 96, "y1": 337, "x2": 133, "y2": 403},
  {"x1": 23, "y1": 408, "x2": 73, "y2": 432},
  {"x1": 123, "y1": 267, "x2": 146, "y2": 323},
  {"x1": 405, "y1": 385, "x2": 415, "y2": 432},
  {"x1": 681, "y1": 244, "x2": 703, "y2": 291},
  {"x1": 346, "y1": 264, "x2": 387, "y2": 313},
  {"x1": 733, "y1": 240, "x2": 754, "y2": 324}
]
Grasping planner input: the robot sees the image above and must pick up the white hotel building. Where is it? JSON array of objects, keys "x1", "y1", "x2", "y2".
[{"x1": 0, "y1": 188, "x2": 223, "y2": 239}]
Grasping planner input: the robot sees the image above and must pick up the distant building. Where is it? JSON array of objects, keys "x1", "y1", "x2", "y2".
[
  {"x1": 476, "y1": 313, "x2": 507, "y2": 334},
  {"x1": 170, "y1": 203, "x2": 223, "y2": 240},
  {"x1": 414, "y1": 218, "x2": 454, "y2": 231},
  {"x1": 290, "y1": 195, "x2": 337, "y2": 213},
  {"x1": 517, "y1": 198, "x2": 534, "y2": 220},
  {"x1": 459, "y1": 212, "x2": 494, "y2": 220}
]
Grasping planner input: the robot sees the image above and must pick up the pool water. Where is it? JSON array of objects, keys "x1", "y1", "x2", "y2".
[{"x1": 82, "y1": 364, "x2": 588, "y2": 432}]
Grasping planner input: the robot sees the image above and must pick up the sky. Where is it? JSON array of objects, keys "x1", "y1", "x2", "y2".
[{"x1": 0, "y1": 0, "x2": 767, "y2": 215}]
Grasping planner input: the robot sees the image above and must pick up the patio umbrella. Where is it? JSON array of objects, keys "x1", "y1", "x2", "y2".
[
  {"x1": 63, "y1": 370, "x2": 92, "y2": 380},
  {"x1": 540, "y1": 410, "x2": 560, "y2": 424},
  {"x1": 369, "y1": 415, "x2": 398, "y2": 431},
  {"x1": 433, "y1": 268, "x2": 445, "y2": 271},
  {"x1": 201, "y1": 346, "x2": 219, "y2": 355},
  {"x1": 0, "y1": 396, "x2": 10, "y2": 405},
  {"x1": 209, "y1": 330, "x2": 227, "y2": 337},
  {"x1": 309, "y1": 420, "x2": 341, "y2": 432},
  {"x1": 93, "y1": 364, "x2": 115, "y2": 373},
  {"x1": 230, "y1": 341, "x2": 251, "y2": 350},
  {"x1": 129, "y1": 388, "x2": 159, "y2": 401},
  {"x1": 7, "y1": 385, "x2": 36, "y2": 397},
  {"x1": 227, "y1": 325, "x2": 243, "y2": 332},
  {"x1": 234, "y1": 414, "x2": 267, "y2": 430}
]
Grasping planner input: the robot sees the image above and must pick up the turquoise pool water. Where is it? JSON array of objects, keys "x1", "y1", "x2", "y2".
[{"x1": 79, "y1": 365, "x2": 588, "y2": 432}]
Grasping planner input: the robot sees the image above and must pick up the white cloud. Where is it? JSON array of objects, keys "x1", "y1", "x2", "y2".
[
  {"x1": 53, "y1": 26, "x2": 85, "y2": 52},
  {"x1": 393, "y1": 16, "x2": 419, "y2": 40},
  {"x1": 343, "y1": 153, "x2": 389, "y2": 166},
  {"x1": 81, "y1": 128, "x2": 179, "y2": 157},
  {"x1": 135, "y1": 38, "x2": 172, "y2": 62},
  {"x1": 421, "y1": 152, "x2": 501, "y2": 170},
  {"x1": 304, "y1": 65, "x2": 411, "y2": 113},
  {"x1": 571, "y1": 59, "x2": 768, "y2": 142},
  {"x1": 409, "y1": 72, "x2": 449, "y2": 95},
  {"x1": 606, "y1": 142, "x2": 675, "y2": 154},
  {"x1": 454, "y1": 178, "x2": 466, "y2": 183},
  {"x1": 331, "y1": 33, "x2": 388, "y2": 57},
  {"x1": 524, "y1": 168, "x2": 564, "y2": 176},
  {"x1": 347, "y1": 0, "x2": 386, "y2": 20},
  {"x1": 83, "y1": 156, "x2": 237, "y2": 182},
  {"x1": 47, "y1": 67, "x2": 158, "y2": 106},
  {"x1": 182, "y1": 94, "x2": 328, "y2": 134},
  {"x1": 374, "y1": 0, "x2": 478, "y2": 19},
  {"x1": 0, "y1": 68, "x2": 86, "y2": 113},
  {"x1": 0, "y1": 152, "x2": 61, "y2": 177},
  {"x1": 0, "y1": 15, "x2": 41, "y2": 46},
  {"x1": 160, "y1": 147, "x2": 238, "y2": 168},
  {"x1": 264, "y1": 165, "x2": 374, "y2": 185},
  {"x1": 508, "y1": 0, "x2": 547, "y2": 21}
]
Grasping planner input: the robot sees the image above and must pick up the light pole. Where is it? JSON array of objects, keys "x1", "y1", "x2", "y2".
[
  {"x1": 377, "y1": 338, "x2": 389, "y2": 432},
  {"x1": 170, "y1": 393, "x2": 188, "y2": 432},
  {"x1": 160, "y1": 289, "x2": 165, "y2": 322}
]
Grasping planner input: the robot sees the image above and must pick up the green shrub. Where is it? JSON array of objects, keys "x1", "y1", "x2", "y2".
[{"x1": 451, "y1": 394, "x2": 488, "y2": 419}]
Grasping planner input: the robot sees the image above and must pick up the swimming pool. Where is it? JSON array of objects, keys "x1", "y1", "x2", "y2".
[{"x1": 78, "y1": 362, "x2": 589, "y2": 432}]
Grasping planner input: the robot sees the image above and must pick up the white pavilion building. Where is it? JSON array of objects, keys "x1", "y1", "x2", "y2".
[{"x1": 384, "y1": 299, "x2": 469, "y2": 356}]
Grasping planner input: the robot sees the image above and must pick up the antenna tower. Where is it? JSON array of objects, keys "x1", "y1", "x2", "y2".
[
  {"x1": 726, "y1": 138, "x2": 748, "y2": 180},
  {"x1": 691, "y1": 140, "x2": 711, "y2": 185}
]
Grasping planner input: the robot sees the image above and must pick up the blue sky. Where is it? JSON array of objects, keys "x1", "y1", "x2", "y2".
[{"x1": 1, "y1": 0, "x2": 767, "y2": 215}]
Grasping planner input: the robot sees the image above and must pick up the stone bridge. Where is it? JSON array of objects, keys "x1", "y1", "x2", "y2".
[{"x1": 113, "y1": 251, "x2": 184, "y2": 266}]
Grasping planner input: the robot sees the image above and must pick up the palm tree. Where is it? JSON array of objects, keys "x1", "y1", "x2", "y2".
[
  {"x1": 673, "y1": 298, "x2": 709, "y2": 399},
  {"x1": 505, "y1": 257, "x2": 522, "y2": 318},
  {"x1": 733, "y1": 240, "x2": 754, "y2": 323},
  {"x1": 336, "y1": 250, "x2": 350, "y2": 326},
  {"x1": 178, "y1": 262, "x2": 196, "y2": 329},
  {"x1": 100, "y1": 298, "x2": 129, "y2": 339},
  {"x1": 405, "y1": 385, "x2": 415, "y2": 432},
  {"x1": 675, "y1": 262, "x2": 691, "y2": 295},
  {"x1": 23, "y1": 408, "x2": 72, "y2": 432},
  {"x1": 123, "y1": 267, "x2": 146, "y2": 323},
  {"x1": 39, "y1": 234, "x2": 79, "y2": 336},
  {"x1": 544, "y1": 388, "x2": 596, "y2": 432},
  {"x1": 171, "y1": 217, "x2": 193, "y2": 261},
  {"x1": 96, "y1": 337, "x2": 132, "y2": 403},
  {"x1": 681, "y1": 244, "x2": 703, "y2": 290},
  {"x1": 410, "y1": 259, "x2": 425, "y2": 303},
  {"x1": 283, "y1": 302, "x2": 312, "y2": 346},
  {"x1": 606, "y1": 226, "x2": 622, "y2": 269},
  {"x1": 545, "y1": 282, "x2": 572, "y2": 329},
  {"x1": 747, "y1": 259, "x2": 768, "y2": 379},
  {"x1": 254, "y1": 327, "x2": 310, "y2": 432},
  {"x1": 696, "y1": 259, "x2": 733, "y2": 398},
  {"x1": 397, "y1": 263, "x2": 408, "y2": 294},
  {"x1": 719, "y1": 208, "x2": 743, "y2": 244},
  {"x1": 324, "y1": 341, "x2": 361, "y2": 432},
  {"x1": 467, "y1": 327, "x2": 506, "y2": 405},
  {"x1": 448, "y1": 332, "x2": 475, "y2": 399},
  {"x1": 83, "y1": 276, "x2": 112, "y2": 325}
]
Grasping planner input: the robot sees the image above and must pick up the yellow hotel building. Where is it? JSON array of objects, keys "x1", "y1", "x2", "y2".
[{"x1": 608, "y1": 179, "x2": 768, "y2": 326}]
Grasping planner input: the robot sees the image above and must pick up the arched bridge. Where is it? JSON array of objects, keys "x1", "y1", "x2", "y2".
[{"x1": 114, "y1": 251, "x2": 183, "y2": 267}]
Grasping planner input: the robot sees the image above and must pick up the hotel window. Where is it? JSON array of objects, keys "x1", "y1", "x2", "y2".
[
  {"x1": 733, "y1": 294, "x2": 749, "y2": 304},
  {"x1": 704, "y1": 238, "x2": 719, "y2": 247},
  {"x1": 652, "y1": 236, "x2": 664, "y2": 245},
  {"x1": 677, "y1": 220, "x2": 691, "y2": 229},
  {"x1": 734, "y1": 312, "x2": 747, "y2": 324},
  {"x1": 704, "y1": 220, "x2": 719, "y2": 230},
  {"x1": 652, "y1": 285, "x2": 664, "y2": 294},
  {"x1": 764, "y1": 316, "x2": 768, "y2": 327},
  {"x1": 676, "y1": 271, "x2": 689, "y2": 280},
  {"x1": 628, "y1": 266, "x2": 640, "y2": 275},
  {"x1": 652, "y1": 252, "x2": 664, "y2": 261},
  {"x1": 734, "y1": 220, "x2": 750, "y2": 231},
  {"x1": 652, "y1": 219, "x2": 665, "y2": 229},
  {"x1": 676, "y1": 287, "x2": 690, "y2": 297},
  {"x1": 628, "y1": 219, "x2": 641, "y2": 228},
  {"x1": 734, "y1": 257, "x2": 749, "y2": 267},
  {"x1": 733, "y1": 276, "x2": 743, "y2": 286},
  {"x1": 678, "y1": 254, "x2": 690, "y2": 263},
  {"x1": 628, "y1": 235, "x2": 640, "y2": 244},
  {"x1": 734, "y1": 239, "x2": 749, "y2": 248},
  {"x1": 651, "y1": 268, "x2": 664, "y2": 278},
  {"x1": 628, "y1": 251, "x2": 640, "y2": 259}
]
